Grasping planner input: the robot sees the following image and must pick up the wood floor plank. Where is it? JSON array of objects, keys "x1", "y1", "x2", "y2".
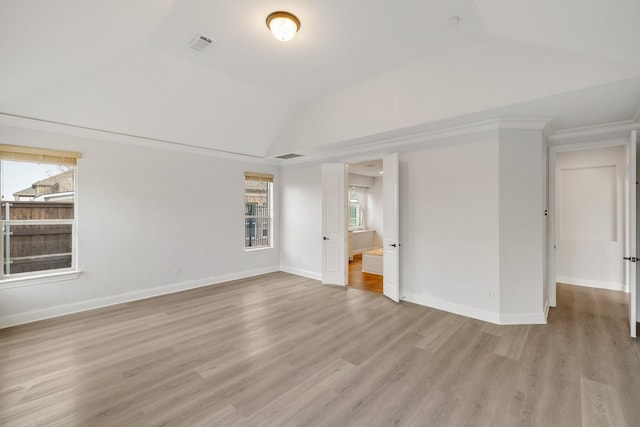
[
  {"x1": 492, "y1": 324, "x2": 532, "y2": 361},
  {"x1": 415, "y1": 311, "x2": 466, "y2": 353},
  {"x1": 0, "y1": 276, "x2": 639, "y2": 426},
  {"x1": 581, "y1": 377, "x2": 627, "y2": 427}
]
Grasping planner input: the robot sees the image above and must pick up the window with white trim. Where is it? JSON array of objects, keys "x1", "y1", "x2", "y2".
[
  {"x1": 244, "y1": 173, "x2": 273, "y2": 249},
  {"x1": 0, "y1": 145, "x2": 80, "y2": 279}
]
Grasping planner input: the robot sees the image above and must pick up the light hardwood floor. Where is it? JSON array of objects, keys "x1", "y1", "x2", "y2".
[
  {"x1": 348, "y1": 254, "x2": 383, "y2": 294},
  {"x1": 1, "y1": 274, "x2": 639, "y2": 426}
]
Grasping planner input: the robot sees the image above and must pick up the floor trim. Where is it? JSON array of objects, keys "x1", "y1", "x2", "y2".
[
  {"x1": 279, "y1": 265, "x2": 322, "y2": 281},
  {"x1": 0, "y1": 265, "x2": 280, "y2": 329},
  {"x1": 404, "y1": 292, "x2": 500, "y2": 324},
  {"x1": 557, "y1": 276, "x2": 625, "y2": 292}
]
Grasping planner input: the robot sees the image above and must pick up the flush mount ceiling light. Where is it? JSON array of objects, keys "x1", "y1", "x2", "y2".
[{"x1": 266, "y1": 11, "x2": 300, "y2": 42}]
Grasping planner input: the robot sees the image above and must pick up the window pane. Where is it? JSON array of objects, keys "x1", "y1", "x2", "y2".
[
  {"x1": 3, "y1": 223, "x2": 72, "y2": 274},
  {"x1": 0, "y1": 159, "x2": 76, "y2": 278},
  {"x1": 349, "y1": 202, "x2": 361, "y2": 227},
  {"x1": 1, "y1": 161, "x2": 74, "y2": 206},
  {"x1": 245, "y1": 178, "x2": 272, "y2": 248}
]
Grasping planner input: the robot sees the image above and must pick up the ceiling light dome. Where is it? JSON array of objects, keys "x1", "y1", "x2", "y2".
[{"x1": 266, "y1": 11, "x2": 300, "y2": 42}]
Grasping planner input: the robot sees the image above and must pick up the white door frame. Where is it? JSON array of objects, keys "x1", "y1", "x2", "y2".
[
  {"x1": 628, "y1": 130, "x2": 637, "y2": 338},
  {"x1": 382, "y1": 152, "x2": 400, "y2": 302},
  {"x1": 548, "y1": 138, "x2": 630, "y2": 307}
]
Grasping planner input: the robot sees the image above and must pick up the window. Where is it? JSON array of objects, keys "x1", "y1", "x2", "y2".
[
  {"x1": 244, "y1": 173, "x2": 273, "y2": 249},
  {"x1": 349, "y1": 186, "x2": 367, "y2": 230},
  {"x1": 0, "y1": 145, "x2": 81, "y2": 280},
  {"x1": 349, "y1": 199, "x2": 362, "y2": 228}
]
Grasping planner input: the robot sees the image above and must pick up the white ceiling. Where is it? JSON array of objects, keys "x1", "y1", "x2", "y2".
[{"x1": 1, "y1": 0, "x2": 639, "y2": 158}]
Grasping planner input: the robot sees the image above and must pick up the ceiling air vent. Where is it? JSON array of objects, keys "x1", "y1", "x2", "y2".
[
  {"x1": 275, "y1": 153, "x2": 303, "y2": 160},
  {"x1": 190, "y1": 34, "x2": 214, "y2": 52}
]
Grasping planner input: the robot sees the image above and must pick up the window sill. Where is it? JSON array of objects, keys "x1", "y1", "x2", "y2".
[
  {"x1": 0, "y1": 270, "x2": 82, "y2": 289},
  {"x1": 244, "y1": 246, "x2": 274, "y2": 252}
]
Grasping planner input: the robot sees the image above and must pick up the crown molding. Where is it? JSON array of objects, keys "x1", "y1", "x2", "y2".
[
  {"x1": 548, "y1": 119, "x2": 640, "y2": 144},
  {"x1": 0, "y1": 112, "x2": 555, "y2": 167},
  {"x1": 0, "y1": 113, "x2": 278, "y2": 165},
  {"x1": 496, "y1": 117, "x2": 552, "y2": 131},
  {"x1": 275, "y1": 116, "x2": 551, "y2": 166}
]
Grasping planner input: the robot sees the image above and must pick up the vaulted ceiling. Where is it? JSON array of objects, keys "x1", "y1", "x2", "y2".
[{"x1": 1, "y1": 0, "x2": 639, "y2": 158}]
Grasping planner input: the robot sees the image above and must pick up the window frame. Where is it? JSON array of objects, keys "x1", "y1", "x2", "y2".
[
  {"x1": 0, "y1": 145, "x2": 81, "y2": 287},
  {"x1": 244, "y1": 173, "x2": 274, "y2": 251},
  {"x1": 348, "y1": 186, "x2": 366, "y2": 231}
]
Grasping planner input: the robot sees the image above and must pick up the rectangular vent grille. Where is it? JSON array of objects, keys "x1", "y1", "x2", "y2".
[
  {"x1": 275, "y1": 153, "x2": 303, "y2": 160},
  {"x1": 190, "y1": 34, "x2": 214, "y2": 51}
]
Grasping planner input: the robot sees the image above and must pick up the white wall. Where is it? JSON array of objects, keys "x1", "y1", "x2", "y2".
[
  {"x1": 0, "y1": 119, "x2": 280, "y2": 327},
  {"x1": 0, "y1": 117, "x2": 549, "y2": 327},
  {"x1": 279, "y1": 164, "x2": 322, "y2": 279},
  {"x1": 498, "y1": 129, "x2": 547, "y2": 322},
  {"x1": 279, "y1": 126, "x2": 548, "y2": 324},
  {"x1": 280, "y1": 132, "x2": 504, "y2": 322},
  {"x1": 555, "y1": 145, "x2": 626, "y2": 290},
  {"x1": 399, "y1": 134, "x2": 501, "y2": 321}
]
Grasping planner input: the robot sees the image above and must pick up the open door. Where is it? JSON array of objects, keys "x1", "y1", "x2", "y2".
[
  {"x1": 626, "y1": 130, "x2": 638, "y2": 338},
  {"x1": 383, "y1": 153, "x2": 400, "y2": 302},
  {"x1": 321, "y1": 163, "x2": 348, "y2": 285}
]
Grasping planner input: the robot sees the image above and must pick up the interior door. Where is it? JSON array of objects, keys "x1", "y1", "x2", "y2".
[
  {"x1": 383, "y1": 152, "x2": 400, "y2": 302},
  {"x1": 321, "y1": 163, "x2": 347, "y2": 285},
  {"x1": 548, "y1": 148, "x2": 557, "y2": 308},
  {"x1": 627, "y1": 130, "x2": 638, "y2": 338}
]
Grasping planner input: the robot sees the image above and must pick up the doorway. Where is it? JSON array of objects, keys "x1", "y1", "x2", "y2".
[
  {"x1": 347, "y1": 159, "x2": 384, "y2": 294},
  {"x1": 548, "y1": 132, "x2": 638, "y2": 338},
  {"x1": 321, "y1": 153, "x2": 400, "y2": 302},
  {"x1": 554, "y1": 145, "x2": 626, "y2": 291}
]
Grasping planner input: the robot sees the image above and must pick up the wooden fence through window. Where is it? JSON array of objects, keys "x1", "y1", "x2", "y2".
[{"x1": 1, "y1": 201, "x2": 73, "y2": 274}]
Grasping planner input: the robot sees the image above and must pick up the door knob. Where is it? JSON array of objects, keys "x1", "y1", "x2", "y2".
[{"x1": 323, "y1": 236, "x2": 329, "y2": 241}]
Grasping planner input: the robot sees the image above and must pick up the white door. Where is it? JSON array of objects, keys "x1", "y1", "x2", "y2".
[
  {"x1": 383, "y1": 153, "x2": 400, "y2": 302},
  {"x1": 627, "y1": 130, "x2": 638, "y2": 338},
  {"x1": 322, "y1": 163, "x2": 348, "y2": 285},
  {"x1": 548, "y1": 148, "x2": 557, "y2": 308}
]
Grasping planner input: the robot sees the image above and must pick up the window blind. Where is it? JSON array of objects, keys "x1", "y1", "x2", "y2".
[
  {"x1": 0, "y1": 144, "x2": 81, "y2": 166},
  {"x1": 244, "y1": 172, "x2": 274, "y2": 182}
]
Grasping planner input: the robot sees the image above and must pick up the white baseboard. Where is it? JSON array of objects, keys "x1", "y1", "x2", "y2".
[
  {"x1": 404, "y1": 292, "x2": 547, "y2": 325},
  {"x1": 403, "y1": 292, "x2": 501, "y2": 324},
  {"x1": 0, "y1": 265, "x2": 280, "y2": 329},
  {"x1": 544, "y1": 300, "x2": 550, "y2": 319},
  {"x1": 556, "y1": 276, "x2": 625, "y2": 292},
  {"x1": 279, "y1": 265, "x2": 322, "y2": 281},
  {"x1": 499, "y1": 311, "x2": 547, "y2": 325}
]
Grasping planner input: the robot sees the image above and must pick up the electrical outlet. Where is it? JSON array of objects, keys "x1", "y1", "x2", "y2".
[{"x1": 173, "y1": 266, "x2": 181, "y2": 276}]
